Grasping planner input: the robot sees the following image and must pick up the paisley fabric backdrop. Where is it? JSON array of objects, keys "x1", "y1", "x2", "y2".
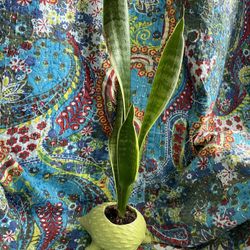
[{"x1": 0, "y1": 0, "x2": 250, "y2": 249}]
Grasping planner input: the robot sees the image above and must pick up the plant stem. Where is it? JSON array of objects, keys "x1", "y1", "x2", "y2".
[{"x1": 117, "y1": 185, "x2": 132, "y2": 218}]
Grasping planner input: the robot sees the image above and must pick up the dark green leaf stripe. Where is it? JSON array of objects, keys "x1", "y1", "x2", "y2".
[
  {"x1": 138, "y1": 18, "x2": 185, "y2": 150},
  {"x1": 103, "y1": 0, "x2": 131, "y2": 114}
]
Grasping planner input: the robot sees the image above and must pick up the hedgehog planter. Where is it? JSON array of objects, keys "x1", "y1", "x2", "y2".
[{"x1": 80, "y1": 202, "x2": 151, "y2": 250}]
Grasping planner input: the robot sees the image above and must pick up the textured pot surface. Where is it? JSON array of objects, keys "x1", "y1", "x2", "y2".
[{"x1": 79, "y1": 202, "x2": 150, "y2": 250}]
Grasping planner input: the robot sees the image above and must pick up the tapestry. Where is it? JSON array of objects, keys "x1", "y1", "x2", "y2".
[{"x1": 0, "y1": 0, "x2": 250, "y2": 249}]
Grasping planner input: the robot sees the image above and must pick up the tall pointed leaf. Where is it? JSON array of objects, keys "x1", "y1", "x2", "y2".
[
  {"x1": 138, "y1": 18, "x2": 185, "y2": 150},
  {"x1": 108, "y1": 88, "x2": 123, "y2": 199},
  {"x1": 117, "y1": 105, "x2": 139, "y2": 186},
  {"x1": 103, "y1": 0, "x2": 131, "y2": 114},
  {"x1": 117, "y1": 105, "x2": 139, "y2": 216}
]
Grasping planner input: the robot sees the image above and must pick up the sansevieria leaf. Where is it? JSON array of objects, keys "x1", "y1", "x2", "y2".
[
  {"x1": 108, "y1": 88, "x2": 123, "y2": 199},
  {"x1": 103, "y1": 0, "x2": 131, "y2": 114},
  {"x1": 117, "y1": 105, "x2": 139, "y2": 216},
  {"x1": 117, "y1": 104, "x2": 139, "y2": 187},
  {"x1": 138, "y1": 18, "x2": 185, "y2": 150}
]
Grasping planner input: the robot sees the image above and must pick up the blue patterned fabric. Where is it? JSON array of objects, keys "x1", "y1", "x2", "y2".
[{"x1": 0, "y1": 0, "x2": 250, "y2": 249}]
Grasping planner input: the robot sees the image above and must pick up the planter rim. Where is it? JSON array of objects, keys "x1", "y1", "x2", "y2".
[{"x1": 98, "y1": 202, "x2": 141, "y2": 228}]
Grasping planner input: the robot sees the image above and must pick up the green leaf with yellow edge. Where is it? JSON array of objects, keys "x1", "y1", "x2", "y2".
[
  {"x1": 138, "y1": 18, "x2": 185, "y2": 150},
  {"x1": 103, "y1": 0, "x2": 131, "y2": 114},
  {"x1": 117, "y1": 104, "x2": 139, "y2": 216},
  {"x1": 108, "y1": 88, "x2": 123, "y2": 200}
]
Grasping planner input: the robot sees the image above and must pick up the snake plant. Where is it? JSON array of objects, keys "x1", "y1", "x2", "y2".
[{"x1": 104, "y1": 0, "x2": 185, "y2": 217}]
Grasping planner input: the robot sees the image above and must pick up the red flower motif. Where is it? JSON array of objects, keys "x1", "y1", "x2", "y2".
[
  {"x1": 198, "y1": 157, "x2": 208, "y2": 170},
  {"x1": 18, "y1": 126, "x2": 29, "y2": 135},
  {"x1": 19, "y1": 151, "x2": 30, "y2": 159},
  {"x1": 11, "y1": 145, "x2": 22, "y2": 153},
  {"x1": 27, "y1": 143, "x2": 37, "y2": 151},
  {"x1": 4, "y1": 46, "x2": 19, "y2": 57},
  {"x1": 226, "y1": 119, "x2": 232, "y2": 126},
  {"x1": 195, "y1": 68, "x2": 203, "y2": 77},
  {"x1": 86, "y1": 53, "x2": 96, "y2": 64},
  {"x1": 7, "y1": 127, "x2": 18, "y2": 135},
  {"x1": 236, "y1": 124, "x2": 243, "y2": 131},
  {"x1": 20, "y1": 41, "x2": 32, "y2": 50},
  {"x1": 174, "y1": 134, "x2": 184, "y2": 144},
  {"x1": 80, "y1": 146, "x2": 94, "y2": 156},
  {"x1": 19, "y1": 135, "x2": 29, "y2": 143},
  {"x1": 81, "y1": 126, "x2": 93, "y2": 136},
  {"x1": 216, "y1": 119, "x2": 222, "y2": 126},
  {"x1": 6, "y1": 137, "x2": 17, "y2": 146},
  {"x1": 174, "y1": 123, "x2": 186, "y2": 133},
  {"x1": 37, "y1": 121, "x2": 47, "y2": 130},
  {"x1": 173, "y1": 144, "x2": 181, "y2": 152},
  {"x1": 234, "y1": 116, "x2": 241, "y2": 123},
  {"x1": 30, "y1": 132, "x2": 41, "y2": 140}
]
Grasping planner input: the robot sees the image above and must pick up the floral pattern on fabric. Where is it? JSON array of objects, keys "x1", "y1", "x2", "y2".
[{"x1": 0, "y1": 0, "x2": 250, "y2": 249}]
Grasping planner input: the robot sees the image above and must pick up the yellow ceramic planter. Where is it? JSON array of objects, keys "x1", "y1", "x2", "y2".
[{"x1": 79, "y1": 202, "x2": 151, "y2": 250}]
